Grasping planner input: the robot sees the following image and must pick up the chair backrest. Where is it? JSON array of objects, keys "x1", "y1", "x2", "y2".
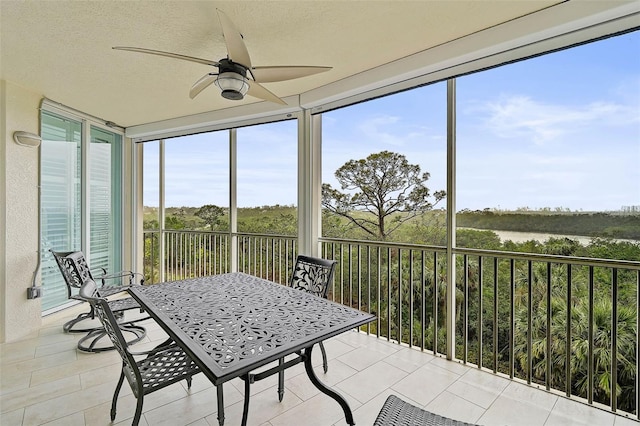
[
  {"x1": 79, "y1": 279, "x2": 142, "y2": 395},
  {"x1": 51, "y1": 250, "x2": 94, "y2": 298},
  {"x1": 289, "y1": 255, "x2": 337, "y2": 298}
]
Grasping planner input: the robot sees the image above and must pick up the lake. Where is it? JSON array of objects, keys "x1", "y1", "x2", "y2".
[{"x1": 464, "y1": 229, "x2": 640, "y2": 245}]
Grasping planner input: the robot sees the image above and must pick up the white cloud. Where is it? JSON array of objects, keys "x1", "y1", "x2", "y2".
[
  {"x1": 357, "y1": 114, "x2": 433, "y2": 147},
  {"x1": 476, "y1": 95, "x2": 638, "y2": 144}
]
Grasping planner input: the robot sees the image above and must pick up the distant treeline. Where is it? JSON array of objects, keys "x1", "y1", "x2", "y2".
[{"x1": 457, "y1": 211, "x2": 640, "y2": 240}]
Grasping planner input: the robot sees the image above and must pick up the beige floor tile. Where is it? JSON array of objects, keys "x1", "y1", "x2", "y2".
[
  {"x1": 477, "y1": 391, "x2": 555, "y2": 426},
  {"x1": 79, "y1": 362, "x2": 124, "y2": 389},
  {"x1": 143, "y1": 384, "x2": 242, "y2": 426},
  {"x1": 459, "y1": 367, "x2": 511, "y2": 392},
  {"x1": 29, "y1": 350, "x2": 120, "y2": 387},
  {"x1": 0, "y1": 407, "x2": 25, "y2": 425},
  {"x1": 10, "y1": 350, "x2": 77, "y2": 376},
  {"x1": 40, "y1": 411, "x2": 85, "y2": 426},
  {"x1": 430, "y1": 356, "x2": 474, "y2": 375},
  {"x1": 34, "y1": 338, "x2": 79, "y2": 358},
  {"x1": 1, "y1": 375, "x2": 81, "y2": 414},
  {"x1": 391, "y1": 361, "x2": 461, "y2": 407},
  {"x1": 321, "y1": 336, "x2": 359, "y2": 361},
  {"x1": 22, "y1": 380, "x2": 118, "y2": 424},
  {"x1": 381, "y1": 346, "x2": 436, "y2": 373},
  {"x1": 0, "y1": 370, "x2": 32, "y2": 396},
  {"x1": 545, "y1": 397, "x2": 616, "y2": 426},
  {"x1": 426, "y1": 390, "x2": 486, "y2": 424},
  {"x1": 336, "y1": 345, "x2": 392, "y2": 372},
  {"x1": 336, "y1": 360, "x2": 407, "y2": 404},
  {"x1": 285, "y1": 358, "x2": 357, "y2": 402},
  {"x1": 614, "y1": 415, "x2": 640, "y2": 425},
  {"x1": 446, "y1": 379, "x2": 501, "y2": 409},
  {"x1": 186, "y1": 419, "x2": 210, "y2": 426},
  {"x1": 209, "y1": 385, "x2": 302, "y2": 426},
  {"x1": 0, "y1": 341, "x2": 37, "y2": 365},
  {"x1": 503, "y1": 381, "x2": 559, "y2": 411},
  {"x1": 269, "y1": 391, "x2": 361, "y2": 426}
]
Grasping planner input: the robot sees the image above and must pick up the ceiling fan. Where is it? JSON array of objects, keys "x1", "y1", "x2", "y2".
[{"x1": 113, "y1": 9, "x2": 331, "y2": 105}]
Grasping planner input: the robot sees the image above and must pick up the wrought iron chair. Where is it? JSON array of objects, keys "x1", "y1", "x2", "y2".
[
  {"x1": 374, "y1": 395, "x2": 478, "y2": 425},
  {"x1": 79, "y1": 279, "x2": 201, "y2": 426},
  {"x1": 50, "y1": 249, "x2": 147, "y2": 352},
  {"x1": 277, "y1": 254, "x2": 337, "y2": 401}
]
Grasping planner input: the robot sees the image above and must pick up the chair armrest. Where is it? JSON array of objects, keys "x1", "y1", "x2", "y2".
[{"x1": 96, "y1": 270, "x2": 145, "y2": 286}]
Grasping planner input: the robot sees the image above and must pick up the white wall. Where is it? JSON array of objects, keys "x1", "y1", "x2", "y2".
[{"x1": 1, "y1": 80, "x2": 43, "y2": 342}]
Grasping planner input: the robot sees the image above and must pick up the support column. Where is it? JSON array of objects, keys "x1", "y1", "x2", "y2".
[
  {"x1": 229, "y1": 129, "x2": 238, "y2": 272},
  {"x1": 446, "y1": 78, "x2": 457, "y2": 360},
  {"x1": 297, "y1": 111, "x2": 323, "y2": 257},
  {"x1": 297, "y1": 110, "x2": 313, "y2": 256},
  {"x1": 158, "y1": 139, "x2": 165, "y2": 283}
]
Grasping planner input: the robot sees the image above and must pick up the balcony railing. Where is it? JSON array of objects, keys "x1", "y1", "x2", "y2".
[{"x1": 143, "y1": 229, "x2": 640, "y2": 420}]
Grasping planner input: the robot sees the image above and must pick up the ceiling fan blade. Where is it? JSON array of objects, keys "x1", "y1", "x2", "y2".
[
  {"x1": 216, "y1": 9, "x2": 252, "y2": 68},
  {"x1": 113, "y1": 46, "x2": 219, "y2": 67},
  {"x1": 252, "y1": 66, "x2": 332, "y2": 83},
  {"x1": 247, "y1": 81, "x2": 287, "y2": 105},
  {"x1": 190, "y1": 73, "x2": 218, "y2": 99}
]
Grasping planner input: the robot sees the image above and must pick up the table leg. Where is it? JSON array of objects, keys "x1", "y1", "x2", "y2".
[
  {"x1": 216, "y1": 384, "x2": 224, "y2": 426},
  {"x1": 278, "y1": 358, "x2": 285, "y2": 401},
  {"x1": 303, "y1": 345, "x2": 355, "y2": 425},
  {"x1": 241, "y1": 374, "x2": 251, "y2": 426}
]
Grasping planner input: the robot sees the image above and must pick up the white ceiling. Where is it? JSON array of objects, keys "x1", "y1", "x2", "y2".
[{"x1": 1, "y1": 1, "x2": 638, "y2": 130}]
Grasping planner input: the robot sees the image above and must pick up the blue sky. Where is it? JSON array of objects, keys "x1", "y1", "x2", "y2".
[{"x1": 144, "y1": 30, "x2": 639, "y2": 212}]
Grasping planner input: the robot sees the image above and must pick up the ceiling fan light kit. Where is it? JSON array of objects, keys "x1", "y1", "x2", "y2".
[
  {"x1": 113, "y1": 9, "x2": 331, "y2": 105},
  {"x1": 216, "y1": 72, "x2": 250, "y2": 100}
]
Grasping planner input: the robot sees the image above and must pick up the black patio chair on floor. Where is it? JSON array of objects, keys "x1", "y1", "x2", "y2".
[
  {"x1": 50, "y1": 250, "x2": 147, "y2": 352},
  {"x1": 79, "y1": 279, "x2": 201, "y2": 426},
  {"x1": 374, "y1": 395, "x2": 478, "y2": 426},
  {"x1": 277, "y1": 254, "x2": 337, "y2": 401}
]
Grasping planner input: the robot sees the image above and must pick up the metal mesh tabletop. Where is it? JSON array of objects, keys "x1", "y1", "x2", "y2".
[{"x1": 129, "y1": 272, "x2": 375, "y2": 384}]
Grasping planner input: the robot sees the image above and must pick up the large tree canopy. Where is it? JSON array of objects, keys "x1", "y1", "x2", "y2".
[
  {"x1": 195, "y1": 204, "x2": 224, "y2": 230},
  {"x1": 322, "y1": 150, "x2": 445, "y2": 239}
]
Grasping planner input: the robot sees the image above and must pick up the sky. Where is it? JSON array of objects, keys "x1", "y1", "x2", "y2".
[{"x1": 144, "y1": 30, "x2": 640, "y2": 212}]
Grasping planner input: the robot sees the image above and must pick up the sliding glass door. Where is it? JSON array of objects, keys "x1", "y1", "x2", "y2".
[{"x1": 40, "y1": 110, "x2": 123, "y2": 312}]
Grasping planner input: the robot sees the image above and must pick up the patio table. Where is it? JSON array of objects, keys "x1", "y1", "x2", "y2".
[{"x1": 128, "y1": 272, "x2": 375, "y2": 426}]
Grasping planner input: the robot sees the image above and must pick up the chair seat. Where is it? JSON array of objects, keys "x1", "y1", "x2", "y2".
[
  {"x1": 374, "y1": 395, "x2": 477, "y2": 426},
  {"x1": 136, "y1": 344, "x2": 201, "y2": 396},
  {"x1": 99, "y1": 285, "x2": 131, "y2": 297},
  {"x1": 107, "y1": 297, "x2": 141, "y2": 313}
]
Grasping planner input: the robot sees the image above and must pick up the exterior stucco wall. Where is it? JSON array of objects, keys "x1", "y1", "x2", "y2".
[{"x1": 1, "y1": 80, "x2": 43, "y2": 343}]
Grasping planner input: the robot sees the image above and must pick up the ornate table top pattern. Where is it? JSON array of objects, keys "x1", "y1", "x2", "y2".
[{"x1": 129, "y1": 272, "x2": 375, "y2": 384}]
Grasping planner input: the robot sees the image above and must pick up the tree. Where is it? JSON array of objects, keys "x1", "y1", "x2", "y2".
[
  {"x1": 195, "y1": 204, "x2": 224, "y2": 230},
  {"x1": 322, "y1": 151, "x2": 445, "y2": 240}
]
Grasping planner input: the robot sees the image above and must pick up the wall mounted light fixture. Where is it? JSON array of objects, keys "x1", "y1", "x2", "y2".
[{"x1": 13, "y1": 131, "x2": 42, "y2": 148}]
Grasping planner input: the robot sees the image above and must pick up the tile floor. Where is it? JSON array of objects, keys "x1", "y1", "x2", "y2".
[{"x1": 1, "y1": 303, "x2": 638, "y2": 426}]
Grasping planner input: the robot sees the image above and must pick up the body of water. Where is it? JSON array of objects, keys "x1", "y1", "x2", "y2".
[{"x1": 464, "y1": 229, "x2": 640, "y2": 245}]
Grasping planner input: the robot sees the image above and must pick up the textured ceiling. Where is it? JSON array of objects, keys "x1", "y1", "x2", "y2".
[{"x1": 0, "y1": 0, "x2": 605, "y2": 128}]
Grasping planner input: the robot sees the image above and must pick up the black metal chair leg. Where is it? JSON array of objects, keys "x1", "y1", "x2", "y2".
[
  {"x1": 132, "y1": 394, "x2": 144, "y2": 426},
  {"x1": 62, "y1": 307, "x2": 99, "y2": 333},
  {"x1": 76, "y1": 324, "x2": 146, "y2": 353},
  {"x1": 110, "y1": 371, "x2": 125, "y2": 421}
]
